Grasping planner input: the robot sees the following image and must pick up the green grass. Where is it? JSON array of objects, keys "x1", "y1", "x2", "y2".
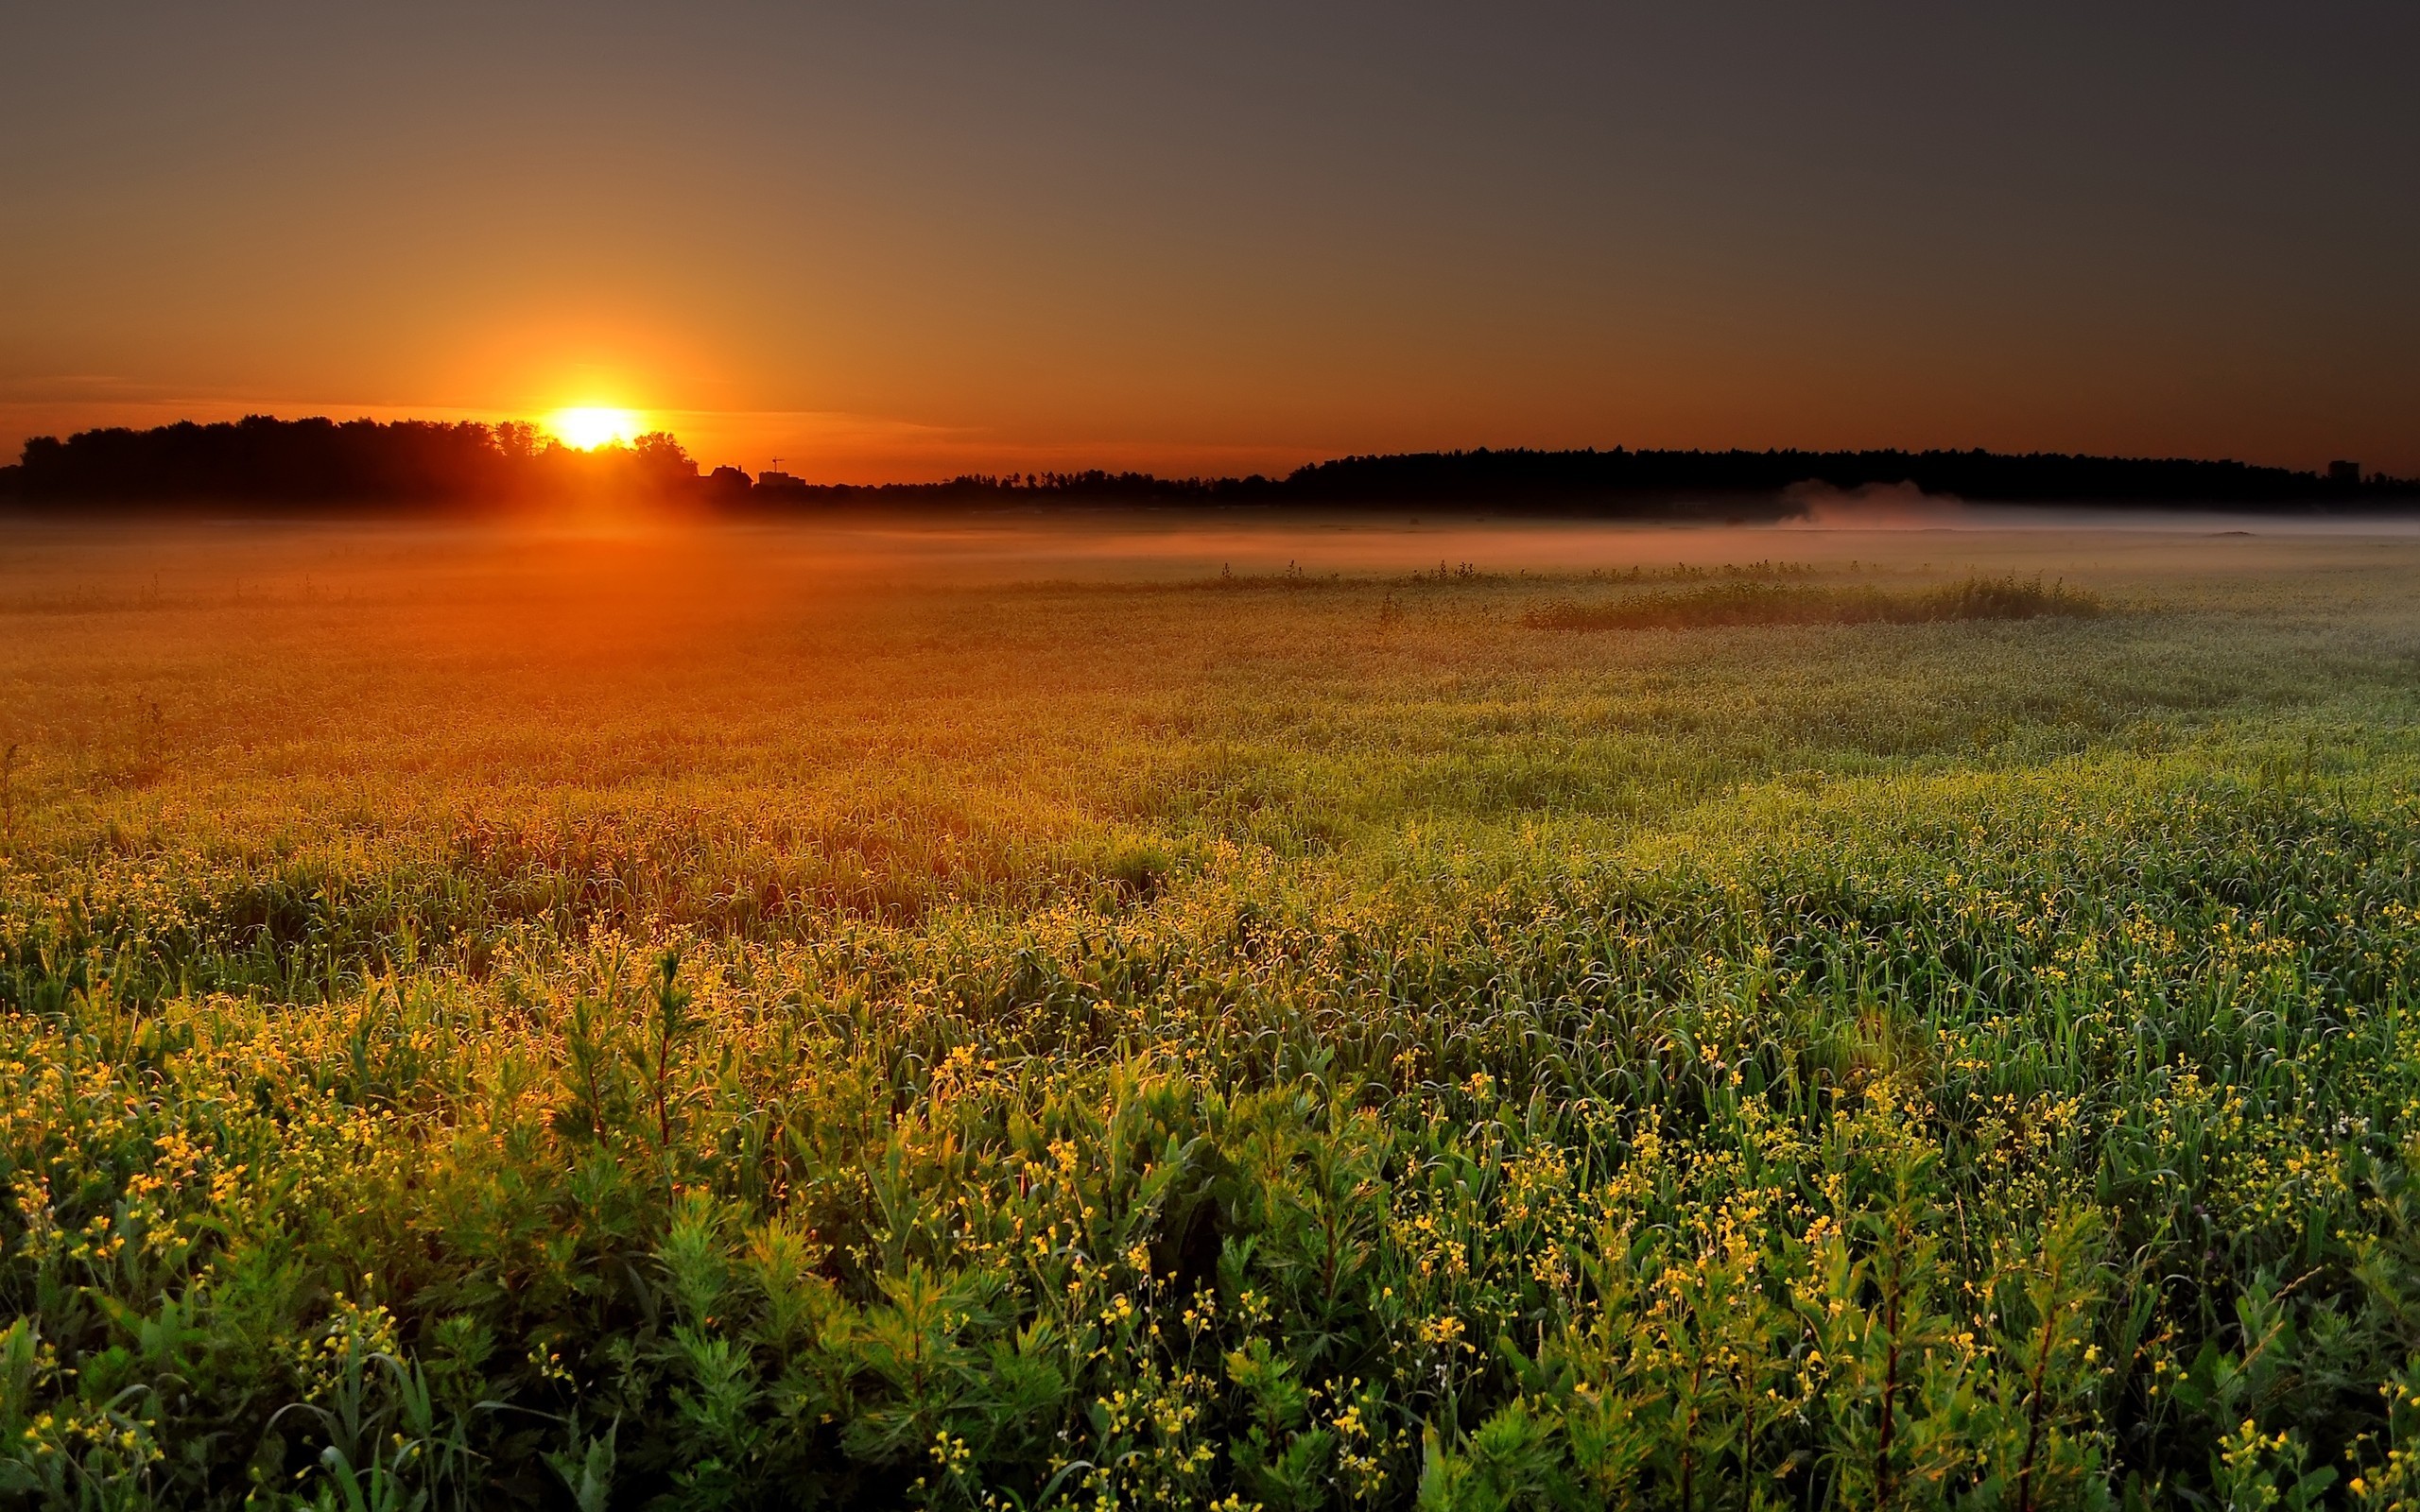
[
  {"x1": 5, "y1": 519, "x2": 2420, "y2": 1509},
  {"x1": 1522, "y1": 574, "x2": 2101, "y2": 630}
]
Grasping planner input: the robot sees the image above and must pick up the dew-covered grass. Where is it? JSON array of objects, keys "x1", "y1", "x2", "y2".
[
  {"x1": 1521, "y1": 574, "x2": 2101, "y2": 630},
  {"x1": 5, "y1": 516, "x2": 2420, "y2": 1509}
]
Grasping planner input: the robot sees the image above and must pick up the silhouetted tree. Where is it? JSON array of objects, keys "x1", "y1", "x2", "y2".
[
  {"x1": 3, "y1": 421, "x2": 2411, "y2": 514},
  {"x1": 0, "y1": 415, "x2": 699, "y2": 510}
]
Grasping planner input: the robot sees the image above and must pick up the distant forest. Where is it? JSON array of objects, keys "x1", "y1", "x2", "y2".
[
  {"x1": 2, "y1": 414, "x2": 2412, "y2": 513},
  {"x1": 0, "y1": 417, "x2": 700, "y2": 508}
]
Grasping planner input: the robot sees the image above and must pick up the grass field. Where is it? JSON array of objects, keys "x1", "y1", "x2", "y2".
[{"x1": 6, "y1": 512, "x2": 2420, "y2": 1510}]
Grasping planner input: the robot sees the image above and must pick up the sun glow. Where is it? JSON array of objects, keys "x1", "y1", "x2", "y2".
[{"x1": 546, "y1": 406, "x2": 643, "y2": 450}]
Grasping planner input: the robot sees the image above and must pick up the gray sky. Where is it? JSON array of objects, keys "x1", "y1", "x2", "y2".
[{"x1": 4, "y1": 2, "x2": 2413, "y2": 478}]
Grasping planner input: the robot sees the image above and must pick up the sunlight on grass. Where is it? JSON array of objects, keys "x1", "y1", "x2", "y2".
[
  {"x1": 1522, "y1": 572, "x2": 2101, "y2": 630},
  {"x1": 2, "y1": 521, "x2": 2417, "y2": 1505}
]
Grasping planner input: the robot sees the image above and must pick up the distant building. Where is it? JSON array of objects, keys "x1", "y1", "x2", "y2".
[
  {"x1": 757, "y1": 470, "x2": 804, "y2": 489},
  {"x1": 2329, "y1": 460, "x2": 2362, "y2": 485}
]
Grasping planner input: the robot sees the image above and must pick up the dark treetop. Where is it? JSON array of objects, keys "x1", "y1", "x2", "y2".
[{"x1": 2, "y1": 417, "x2": 2411, "y2": 513}]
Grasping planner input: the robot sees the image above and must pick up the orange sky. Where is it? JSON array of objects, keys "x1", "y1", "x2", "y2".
[{"x1": 5, "y1": 6, "x2": 2415, "y2": 481}]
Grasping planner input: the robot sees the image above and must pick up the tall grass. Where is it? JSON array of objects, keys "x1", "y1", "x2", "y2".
[
  {"x1": 1524, "y1": 574, "x2": 2100, "y2": 630},
  {"x1": 2, "y1": 525, "x2": 2417, "y2": 1509}
]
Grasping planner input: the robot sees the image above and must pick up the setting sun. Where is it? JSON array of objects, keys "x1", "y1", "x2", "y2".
[
  {"x1": 11, "y1": 9, "x2": 2420, "y2": 1503},
  {"x1": 545, "y1": 406, "x2": 642, "y2": 450}
]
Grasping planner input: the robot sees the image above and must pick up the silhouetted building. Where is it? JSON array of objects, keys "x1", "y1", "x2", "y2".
[{"x1": 2330, "y1": 460, "x2": 2362, "y2": 485}]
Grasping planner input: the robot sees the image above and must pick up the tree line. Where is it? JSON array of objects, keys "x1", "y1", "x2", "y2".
[
  {"x1": 1278, "y1": 446, "x2": 2407, "y2": 507},
  {"x1": 2, "y1": 417, "x2": 2411, "y2": 512},
  {"x1": 0, "y1": 416, "x2": 700, "y2": 508}
]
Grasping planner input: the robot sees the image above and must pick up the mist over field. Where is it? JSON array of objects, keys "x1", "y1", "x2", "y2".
[
  {"x1": 8, "y1": 502, "x2": 2394, "y2": 592},
  {"x1": 9, "y1": 0, "x2": 2419, "y2": 1501},
  {"x1": 8, "y1": 511, "x2": 2420, "y2": 1507}
]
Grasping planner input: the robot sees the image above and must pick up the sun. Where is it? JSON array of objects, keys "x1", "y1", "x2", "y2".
[{"x1": 545, "y1": 405, "x2": 643, "y2": 450}]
